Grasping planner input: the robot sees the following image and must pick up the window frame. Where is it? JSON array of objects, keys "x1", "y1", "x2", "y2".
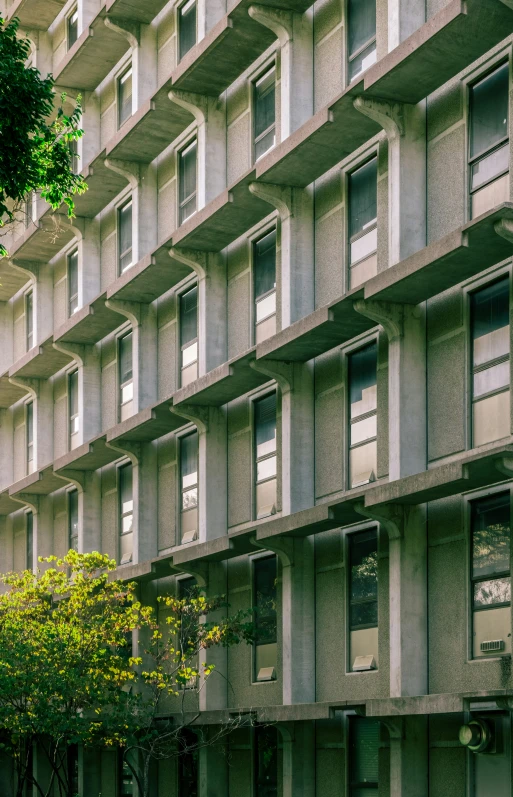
[
  {"x1": 346, "y1": 0, "x2": 377, "y2": 84},
  {"x1": 178, "y1": 282, "x2": 199, "y2": 386},
  {"x1": 253, "y1": 390, "x2": 278, "y2": 520},
  {"x1": 251, "y1": 552, "x2": 278, "y2": 683},
  {"x1": 25, "y1": 399, "x2": 34, "y2": 475},
  {"x1": 67, "y1": 248, "x2": 79, "y2": 316},
  {"x1": 68, "y1": 488, "x2": 79, "y2": 553},
  {"x1": 253, "y1": 724, "x2": 279, "y2": 796},
  {"x1": 68, "y1": 368, "x2": 79, "y2": 450},
  {"x1": 346, "y1": 153, "x2": 378, "y2": 288},
  {"x1": 178, "y1": 0, "x2": 198, "y2": 62},
  {"x1": 66, "y1": 6, "x2": 79, "y2": 50},
  {"x1": 118, "y1": 461, "x2": 134, "y2": 566},
  {"x1": 345, "y1": 337, "x2": 379, "y2": 490},
  {"x1": 252, "y1": 226, "x2": 277, "y2": 345},
  {"x1": 25, "y1": 287, "x2": 34, "y2": 352},
  {"x1": 178, "y1": 427, "x2": 199, "y2": 545},
  {"x1": 117, "y1": 64, "x2": 133, "y2": 129},
  {"x1": 118, "y1": 329, "x2": 134, "y2": 420},
  {"x1": 345, "y1": 525, "x2": 379, "y2": 673},
  {"x1": 26, "y1": 510, "x2": 33, "y2": 572},
  {"x1": 253, "y1": 63, "x2": 277, "y2": 164},
  {"x1": 347, "y1": 714, "x2": 380, "y2": 795},
  {"x1": 178, "y1": 137, "x2": 198, "y2": 226},
  {"x1": 117, "y1": 197, "x2": 133, "y2": 274}
]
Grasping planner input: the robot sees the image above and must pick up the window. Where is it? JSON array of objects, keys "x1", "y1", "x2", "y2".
[
  {"x1": 469, "y1": 63, "x2": 510, "y2": 218},
  {"x1": 254, "y1": 725, "x2": 278, "y2": 797},
  {"x1": 118, "y1": 199, "x2": 133, "y2": 273},
  {"x1": 254, "y1": 67, "x2": 276, "y2": 161},
  {"x1": 118, "y1": 332, "x2": 134, "y2": 421},
  {"x1": 68, "y1": 369, "x2": 79, "y2": 450},
  {"x1": 348, "y1": 157, "x2": 378, "y2": 288},
  {"x1": 348, "y1": 343, "x2": 377, "y2": 488},
  {"x1": 68, "y1": 249, "x2": 79, "y2": 315},
  {"x1": 179, "y1": 0, "x2": 197, "y2": 61},
  {"x1": 179, "y1": 139, "x2": 197, "y2": 224},
  {"x1": 349, "y1": 530, "x2": 378, "y2": 671},
  {"x1": 119, "y1": 463, "x2": 133, "y2": 565},
  {"x1": 180, "y1": 286, "x2": 198, "y2": 387},
  {"x1": 118, "y1": 750, "x2": 133, "y2": 797},
  {"x1": 254, "y1": 394, "x2": 277, "y2": 519},
  {"x1": 67, "y1": 7, "x2": 78, "y2": 49},
  {"x1": 471, "y1": 279, "x2": 510, "y2": 447},
  {"x1": 26, "y1": 511, "x2": 33, "y2": 572},
  {"x1": 471, "y1": 493, "x2": 511, "y2": 658},
  {"x1": 254, "y1": 229, "x2": 277, "y2": 344},
  {"x1": 24, "y1": 192, "x2": 34, "y2": 228},
  {"x1": 26, "y1": 401, "x2": 34, "y2": 475},
  {"x1": 25, "y1": 290, "x2": 33, "y2": 351},
  {"x1": 348, "y1": 0, "x2": 377, "y2": 81},
  {"x1": 69, "y1": 137, "x2": 79, "y2": 174},
  {"x1": 180, "y1": 431, "x2": 198, "y2": 544},
  {"x1": 67, "y1": 745, "x2": 79, "y2": 797},
  {"x1": 253, "y1": 555, "x2": 277, "y2": 681},
  {"x1": 118, "y1": 66, "x2": 133, "y2": 128},
  {"x1": 349, "y1": 716, "x2": 379, "y2": 795},
  {"x1": 178, "y1": 729, "x2": 198, "y2": 797},
  {"x1": 68, "y1": 489, "x2": 79, "y2": 552}
]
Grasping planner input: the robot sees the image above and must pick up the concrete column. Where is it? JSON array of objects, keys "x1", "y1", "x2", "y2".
[
  {"x1": 354, "y1": 98, "x2": 426, "y2": 267},
  {"x1": 133, "y1": 23, "x2": 157, "y2": 106},
  {"x1": 171, "y1": 248, "x2": 228, "y2": 376},
  {"x1": 249, "y1": 183, "x2": 314, "y2": 329},
  {"x1": 35, "y1": 262, "x2": 53, "y2": 345},
  {"x1": 248, "y1": 6, "x2": 313, "y2": 138},
  {"x1": 199, "y1": 562, "x2": 229, "y2": 711},
  {"x1": 37, "y1": 495, "x2": 53, "y2": 561},
  {"x1": 198, "y1": 0, "x2": 227, "y2": 39},
  {"x1": 0, "y1": 410, "x2": 14, "y2": 491},
  {"x1": 198, "y1": 736, "x2": 228, "y2": 797},
  {"x1": 386, "y1": 0, "x2": 426, "y2": 51},
  {"x1": 168, "y1": 92, "x2": 227, "y2": 206},
  {"x1": 81, "y1": 91, "x2": 101, "y2": 169},
  {"x1": 280, "y1": 722, "x2": 315, "y2": 797},
  {"x1": 385, "y1": 717, "x2": 428, "y2": 797}
]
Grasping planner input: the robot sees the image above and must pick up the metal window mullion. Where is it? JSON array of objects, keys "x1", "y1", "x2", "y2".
[
  {"x1": 468, "y1": 135, "x2": 510, "y2": 166},
  {"x1": 348, "y1": 35, "x2": 377, "y2": 63}
]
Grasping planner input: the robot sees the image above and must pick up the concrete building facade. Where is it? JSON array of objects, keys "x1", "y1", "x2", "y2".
[{"x1": 1, "y1": 0, "x2": 513, "y2": 794}]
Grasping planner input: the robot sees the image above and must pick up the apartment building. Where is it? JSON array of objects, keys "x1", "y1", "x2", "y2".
[{"x1": 1, "y1": 0, "x2": 513, "y2": 794}]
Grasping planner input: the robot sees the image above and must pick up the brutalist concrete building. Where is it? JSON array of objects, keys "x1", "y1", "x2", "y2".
[{"x1": 2, "y1": 0, "x2": 513, "y2": 794}]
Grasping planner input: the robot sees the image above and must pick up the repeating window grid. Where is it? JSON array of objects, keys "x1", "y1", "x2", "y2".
[
  {"x1": 118, "y1": 331, "x2": 134, "y2": 416},
  {"x1": 119, "y1": 463, "x2": 134, "y2": 565},
  {"x1": 348, "y1": 156, "x2": 378, "y2": 288},
  {"x1": 118, "y1": 199, "x2": 133, "y2": 273},
  {"x1": 179, "y1": 139, "x2": 198, "y2": 225},
  {"x1": 25, "y1": 289, "x2": 34, "y2": 351},
  {"x1": 180, "y1": 430, "x2": 199, "y2": 543},
  {"x1": 26, "y1": 401, "x2": 34, "y2": 475},
  {"x1": 254, "y1": 393, "x2": 278, "y2": 520},
  {"x1": 68, "y1": 369, "x2": 79, "y2": 448},
  {"x1": 469, "y1": 491, "x2": 511, "y2": 659},
  {"x1": 67, "y1": 7, "x2": 79, "y2": 50},
  {"x1": 254, "y1": 66, "x2": 276, "y2": 162},
  {"x1": 179, "y1": 285, "x2": 199, "y2": 386},
  {"x1": 347, "y1": 0, "x2": 377, "y2": 82},
  {"x1": 118, "y1": 66, "x2": 133, "y2": 129},
  {"x1": 179, "y1": 0, "x2": 197, "y2": 61},
  {"x1": 468, "y1": 62, "x2": 510, "y2": 219},
  {"x1": 253, "y1": 229, "x2": 277, "y2": 345},
  {"x1": 68, "y1": 249, "x2": 79, "y2": 316},
  {"x1": 347, "y1": 342, "x2": 378, "y2": 489},
  {"x1": 26, "y1": 511, "x2": 33, "y2": 572},
  {"x1": 470, "y1": 277, "x2": 510, "y2": 448},
  {"x1": 68, "y1": 489, "x2": 79, "y2": 552}
]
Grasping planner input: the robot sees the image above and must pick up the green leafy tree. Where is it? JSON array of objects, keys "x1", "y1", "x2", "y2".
[{"x1": 0, "y1": 16, "x2": 86, "y2": 257}]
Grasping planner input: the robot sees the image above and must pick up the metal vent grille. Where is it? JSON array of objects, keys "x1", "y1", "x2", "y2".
[{"x1": 480, "y1": 639, "x2": 505, "y2": 653}]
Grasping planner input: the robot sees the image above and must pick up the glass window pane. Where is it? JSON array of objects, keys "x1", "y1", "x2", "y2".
[
  {"x1": 256, "y1": 292, "x2": 276, "y2": 324},
  {"x1": 182, "y1": 341, "x2": 198, "y2": 368},
  {"x1": 69, "y1": 370, "x2": 79, "y2": 417},
  {"x1": 350, "y1": 717, "x2": 379, "y2": 787},
  {"x1": 68, "y1": 9, "x2": 78, "y2": 48},
  {"x1": 254, "y1": 229, "x2": 276, "y2": 300},
  {"x1": 120, "y1": 463, "x2": 133, "y2": 506},
  {"x1": 471, "y1": 143, "x2": 509, "y2": 190},
  {"x1": 180, "y1": 140, "x2": 197, "y2": 205},
  {"x1": 349, "y1": 158, "x2": 377, "y2": 239},
  {"x1": 471, "y1": 173, "x2": 510, "y2": 219},
  {"x1": 182, "y1": 488, "x2": 198, "y2": 510},
  {"x1": 255, "y1": 726, "x2": 278, "y2": 797},
  {"x1": 26, "y1": 401, "x2": 33, "y2": 444},
  {"x1": 348, "y1": 0, "x2": 376, "y2": 56},
  {"x1": 470, "y1": 63, "x2": 509, "y2": 158},
  {"x1": 472, "y1": 390, "x2": 510, "y2": 447},
  {"x1": 351, "y1": 415, "x2": 377, "y2": 446},
  {"x1": 26, "y1": 512, "x2": 33, "y2": 571},
  {"x1": 472, "y1": 277, "x2": 509, "y2": 364},
  {"x1": 181, "y1": 432, "x2": 198, "y2": 484},
  {"x1": 351, "y1": 227, "x2": 377, "y2": 266},
  {"x1": 256, "y1": 313, "x2": 277, "y2": 345},
  {"x1": 350, "y1": 600, "x2": 378, "y2": 628},
  {"x1": 473, "y1": 361, "x2": 509, "y2": 397},
  {"x1": 349, "y1": 344, "x2": 377, "y2": 417},
  {"x1": 255, "y1": 69, "x2": 276, "y2": 141},
  {"x1": 180, "y1": 286, "x2": 198, "y2": 346},
  {"x1": 350, "y1": 441, "x2": 377, "y2": 488},
  {"x1": 256, "y1": 479, "x2": 277, "y2": 519},
  {"x1": 179, "y1": 0, "x2": 197, "y2": 60},
  {"x1": 257, "y1": 455, "x2": 277, "y2": 483},
  {"x1": 69, "y1": 489, "x2": 79, "y2": 550},
  {"x1": 118, "y1": 67, "x2": 133, "y2": 127},
  {"x1": 26, "y1": 291, "x2": 33, "y2": 347},
  {"x1": 474, "y1": 577, "x2": 511, "y2": 607},
  {"x1": 350, "y1": 530, "x2": 378, "y2": 602},
  {"x1": 472, "y1": 493, "x2": 510, "y2": 578},
  {"x1": 255, "y1": 129, "x2": 276, "y2": 161},
  {"x1": 119, "y1": 201, "x2": 132, "y2": 265},
  {"x1": 254, "y1": 557, "x2": 277, "y2": 644},
  {"x1": 119, "y1": 332, "x2": 133, "y2": 384},
  {"x1": 349, "y1": 41, "x2": 377, "y2": 81},
  {"x1": 68, "y1": 250, "x2": 78, "y2": 297},
  {"x1": 255, "y1": 394, "x2": 277, "y2": 454}
]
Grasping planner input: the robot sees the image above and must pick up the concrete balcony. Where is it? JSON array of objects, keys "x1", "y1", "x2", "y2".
[
  {"x1": 172, "y1": 0, "x2": 312, "y2": 97},
  {"x1": 9, "y1": 465, "x2": 65, "y2": 500},
  {"x1": 53, "y1": 9, "x2": 131, "y2": 91},
  {"x1": 73, "y1": 151, "x2": 129, "y2": 218},
  {"x1": 53, "y1": 292, "x2": 125, "y2": 347},
  {"x1": 106, "y1": 398, "x2": 186, "y2": 448},
  {"x1": 6, "y1": 0, "x2": 65, "y2": 29},
  {"x1": 53, "y1": 433, "x2": 121, "y2": 477},
  {"x1": 0, "y1": 372, "x2": 28, "y2": 409},
  {"x1": 105, "y1": 0, "x2": 168, "y2": 24},
  {"x1": 106, "y1": 250, "x2": 192, "y2": 304},
  {"x1": 8, "y1": 212, "x2": 75, "y2": 264},
  {"x1": 0, "y1": 258, "x2": 33, "y2": 302},
  {"x1": 170, "y1": 168, "x2": 272, "y2": 252},
  {"x1": 172, "y1": 347, "x2": 270, "y2": 409},
  {"x1": 256, "y1": 0, "x2": 513, "y2": 187},
  {"x1": 0, "y1": 490, "x2": 22, "y2": 516},
  {"x1": 9, "y1": 336, "x2": 72, "y2": 381},
  {"x1": 257, "y1": 203, "x2": 513, "y2": 364}
]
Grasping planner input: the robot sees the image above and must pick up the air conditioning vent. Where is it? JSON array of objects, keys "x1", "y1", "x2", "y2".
[{"x1": 480, "y1": 639, "x2": 505, "y2": 653}]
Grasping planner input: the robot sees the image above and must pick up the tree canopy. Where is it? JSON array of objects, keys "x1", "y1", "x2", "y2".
[{"x1": 0, "y1": 16, "x2": 86, "y2": 256}]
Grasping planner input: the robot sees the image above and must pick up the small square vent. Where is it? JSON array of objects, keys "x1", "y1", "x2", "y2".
[{"x1": 480, "y1": 639, "x2": 505, "y2": 653}]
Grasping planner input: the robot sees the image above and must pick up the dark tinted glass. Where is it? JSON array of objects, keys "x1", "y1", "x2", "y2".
[
  {"x1": 254, "y1": 556, "x2": 277, "y2": 645},
  {"x1": 26, "y1": 512, "x2": 33, "y2": 571},
  {"x1": 179, "y1": 0, "x2": 197, "y2": 60},
  {"x1": 119, "y1": 201, "x2": 132, "y2": 256},
  {"x1": 348, "y1": 0, "x2": 376, "y2": 56},
  {"x1": 470, "y1": 63, "x2": 509, "y2": 158},
  {"x1": 255, "y1": 70, "x2": 275, "y2": 139},
  {"x1": 119, "y1": 463, "x2": 133, "y2": 506},
  {"x1": 69, "y1": 370, "x2": 79, "y2": 417},
  {"x1": 181, "y1": 432, "x2": 198, "y2": 481},
  {"x1": 472, "y1": 493, "x2": 510, "y2": 578},
  {"x1": 68, "y1": 251, "x2": 78, "y2": 296},
  {"x1": 255, "y1": 726, "x2": 278, "y2": 797},
  {"x1": 349, "y1": 344, "x2": 377, "y2": 405},
  {"x1": 254, "y1": 230, "x2": 276, "y2": 299},
  {"x1": 350, "y1": 717, "x2": 379, "y2": 788},
  {"x1": 180, "y1": 141, "x2": 197, "y2": 204},
  {"x1": 180, "y1": 286, "x2": 198, "y2": 345},
  {"x1": 26, "y1": 402, "x2": 33, "y2": 443},
  {"x1": 255, "y1": 394, "x2": 277, "y2": 449},
  {"x1": 119, "y1": 333, "x2": 133, "y2": 384},
  {"x1": 349, "y1": 158, "x2": 377, "y2": 238},
  {"x1": 471, "y1": 278, "x2": 509, "y2": 342},
  {"x1": 69, "y1": 489, "x2": 79, "y2": 551}
]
